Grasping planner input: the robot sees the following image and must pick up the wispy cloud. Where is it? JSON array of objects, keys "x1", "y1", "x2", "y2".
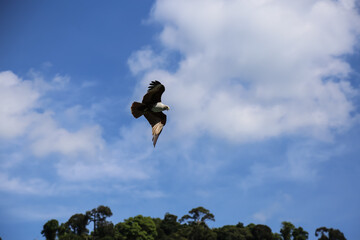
[
  {"x1": 128, "y1": 46, "x2": 166, "y2": 75},
  {"x1": 0, "y1": 70, "x2": 104, "y2": 156},
  {"x1": 29, "y1": 118, "x2": 103, "y2": 157},
  {"x1": 7, "y1": 204, "x2": 76, "y2": 221},
  {"x1": 0, "y1": 172, "x2": 54, "y2": 196},
  {"x1": 0, "y1": 70, "x2": 157, "y2": 197},
  {"x1": 252, "y1": 193, "x2": 293, "y2": 223},
  {"x1": 52, "y1": 73, "x2": 70, "y2": 88},
  {"x1": 239, "y1": 140, "x2": 344, "y2": 190}
]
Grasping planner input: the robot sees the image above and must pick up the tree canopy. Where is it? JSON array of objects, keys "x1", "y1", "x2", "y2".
[
  {"x1": 41, "y1": 219, "x2": 59, "y2": 240},
  {"x1": 115, "y1": 215, "x2": 157, "y2": 240},
  {"x1": 179, "y1": 206, "x2": 215, "y2": 226},
  {"x1": 315, "y1": 227, "x2": 346, "y2": 240},
  {"x1": 40, "y1": 205, "x2": 346, "y2": 240}
]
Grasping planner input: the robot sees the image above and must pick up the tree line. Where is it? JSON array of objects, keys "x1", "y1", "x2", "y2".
[{"x1": 40, "y1": 205, "x2": 346, "y2": 240}]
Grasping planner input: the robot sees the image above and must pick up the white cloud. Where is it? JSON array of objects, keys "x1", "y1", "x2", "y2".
[
  {"x1": 55, "y1": 122, "x2": 157, "y2": 183},
  {"x1": 0, "y1": 122, "x2": 154, "y2": 196},
  {"x1": 239, "y1": 140, "x2": 341, "y2": 190},
  {"x1": 0, "y1": 172, "x2": 54, "y2": 195},
  {"x1": 0, "y1": 70, "x2": 153, "y2": 194},
  {"x1": 0, "y1": 71, "x2": 39, "y2": 138},
  {"x1": 128, "y1": 46, "x2": 166, "y2": 75},
  {"x1": 81, "y1": 81, "x2": 97, "y2": 88},
  {"x1": 29, "y1": 114, "x2": 104, "y2": 157},
  {"x1": 253, "y1": 212, "x2": 268, "y2": 223},
  {"x1": 56, "y1": 150, "x2": 150, "y2": 182},
  {"x1": 52, "y1": 73, "x2": 70, "y2": 88},
  {"x1": 130, "y1": 0, "x2": 360, "y2": 143},
  {"x1": 133, "y1": 189, "x2": 167, "y2": 199},
  {"x1": 0, "y1": 70, "x2": 104, "y2": 157},
  {"x1": 8, "y1": 204, "x2": 75, "y2": 221},
  {"x1": 56, "y1": 161, "x2": 148, "y2": 182},
  {"x1": 252, "y1": 193, "x2": 292, "y2": 223}
]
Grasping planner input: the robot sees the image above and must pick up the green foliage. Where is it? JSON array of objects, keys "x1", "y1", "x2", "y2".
[
  {"x1": 87, "y1": 205, "x2": 113, "y2": 223},
  {"x1": 161, "y1": 213, "x2": 181, "y2": 235},
  {"x1": 280, "y1": 221, "x2": 295, "y2": 240},
  {"x1": 214, "y1": 223, "x2": 253, "y2": 240},
  {"x1": 86, "y1": 205, "x2": 113, "y2": 238},
  {"x1": 215, "y1": 223, "x2": 276, "y2": 240},
  {"x1": 96, "y1": 220, "x2": 115, "y2": 239},
  {"x1": 273, "y1": 232, "x2": 282, "y2": 240},
  {"x1": 280, "y1": 221, "x2": 310, "y2": 240},
  {"x1": 154, "y1": 213, "x2": 183, "y2": 240},
  {"x1": 179, "y1": 206, "x2": 215, "y2": 226},
  {"x1": 40, "y1": 205, "x2": 346, "y2": 240},
  {"x1": 57, "y1": 223, "x2": 70, "y2": 237},
  {"x1": 115, "y1": 215, "x2": 157, "y2": 240},
  {"x1": 58, "y1": 233, "x2": 86, "y2": 240},
  {"x1": 292, "y1": 226, "x2": 308, "y2": 240},
  {"x1": 187, "y1": 224, "x2": 217, "y2": 240},
  {"x1": 41, "y1": 219, "x2": 59, "y2": 240},
  {"x1": 315, "y1": 227, "x2": 346, "y2": 240},
  {"x1": 251, "y1": 224, "x2": 273, "y2": 240},
  {"x1": 67, "y1": 213, "x2": 89, "y2": 236},
  {"x1": 99, "y1": 236, "x2": 115, "y2": 240}
]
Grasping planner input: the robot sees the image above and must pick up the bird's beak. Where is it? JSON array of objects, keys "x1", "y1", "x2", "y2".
[{"x1": 167, "y1": 106, "x2": 170, "y2": 110}]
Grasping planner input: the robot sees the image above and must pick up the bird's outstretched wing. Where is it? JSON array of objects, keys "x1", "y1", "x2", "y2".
[
  {"x1": 144, "y1": 111, "x2": 167, "y2": 147},
  {"x1": 142, "y1": 80, "x2": 165, "y2": 105}
]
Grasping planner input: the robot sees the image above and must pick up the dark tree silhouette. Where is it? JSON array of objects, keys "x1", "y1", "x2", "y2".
[
  {"x1": 315, "y1": 227, "x2": 346, "y2": 240},
  {"x1": 39, "y1": 205, "x2": 347, "y2": 240},
  {"x1": 66, "y1": 213, "x2": 89, "y2": 236},
  {"x1": 215, "y1": 223, "x2": 253, "y2": 240},
  {"x1": 96, "y1": 221, "x2": 115, "y2": 239},
  {"x1": 41, "y1": 219, "x2": 59, "y2": 240},
  {"x1": 179, "y1": 206, "x2": 215, "y2": 225},
  {"x1": 280, "y1": 221, "x2": 309, "y2": 240},
  {"x1": 251, "y1": 224, "x2": 273, "y2": 240},
  {"x1": 57, "y1": 223, "x2": 70, "y2": 238},
  {"x1": 177, "y1": 207, "x2": 217, "y2": 240},
  {"x1": 187, "y1": 224, "x2": 217, "y2": 240},
  {"x1": 160, "y1": 212, "x2": 181, "y2": 235},
  {"x1": 86, "y1": 205, "x2": 113, "y2": 237},
  {"x1": 293, "y1": 226, "x2": 308, "y2": 240},
  {"x1": 280, "y1": 221, "x2": 295, "y2": 240}
]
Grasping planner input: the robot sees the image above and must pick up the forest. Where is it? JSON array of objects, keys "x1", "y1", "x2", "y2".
[{"x1": 38, "y1": 205, "x2": 346, "y2": 240}]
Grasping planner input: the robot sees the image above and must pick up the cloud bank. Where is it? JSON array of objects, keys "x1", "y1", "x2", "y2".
[
  {"x1": 0, "y1": 70, "x2": 154, "y2": 196},
  {"x1": 0, "y1": 70, "x2": 102, "y2": 155},
  {"x1": 130, "y1": 0, "x2": 360, "y2": 143}
]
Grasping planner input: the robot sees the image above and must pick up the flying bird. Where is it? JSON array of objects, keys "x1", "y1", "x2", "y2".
[{"x1": 131, "y1": 80, "x2": 170, "y2": 147}]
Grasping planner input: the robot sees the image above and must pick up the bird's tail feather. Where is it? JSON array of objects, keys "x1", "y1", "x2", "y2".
[{"x1": 131, "y1": 102, "x2": 146, "y2": 118}]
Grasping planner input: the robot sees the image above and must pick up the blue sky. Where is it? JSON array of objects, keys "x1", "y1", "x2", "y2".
[{"x1": 0, "y1": 0, "x2": 360, "y2": 239}]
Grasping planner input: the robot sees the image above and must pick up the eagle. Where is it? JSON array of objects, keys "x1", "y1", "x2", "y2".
[{"x1": 131, "y1": 80, "x2": 170, "y2": 147}]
